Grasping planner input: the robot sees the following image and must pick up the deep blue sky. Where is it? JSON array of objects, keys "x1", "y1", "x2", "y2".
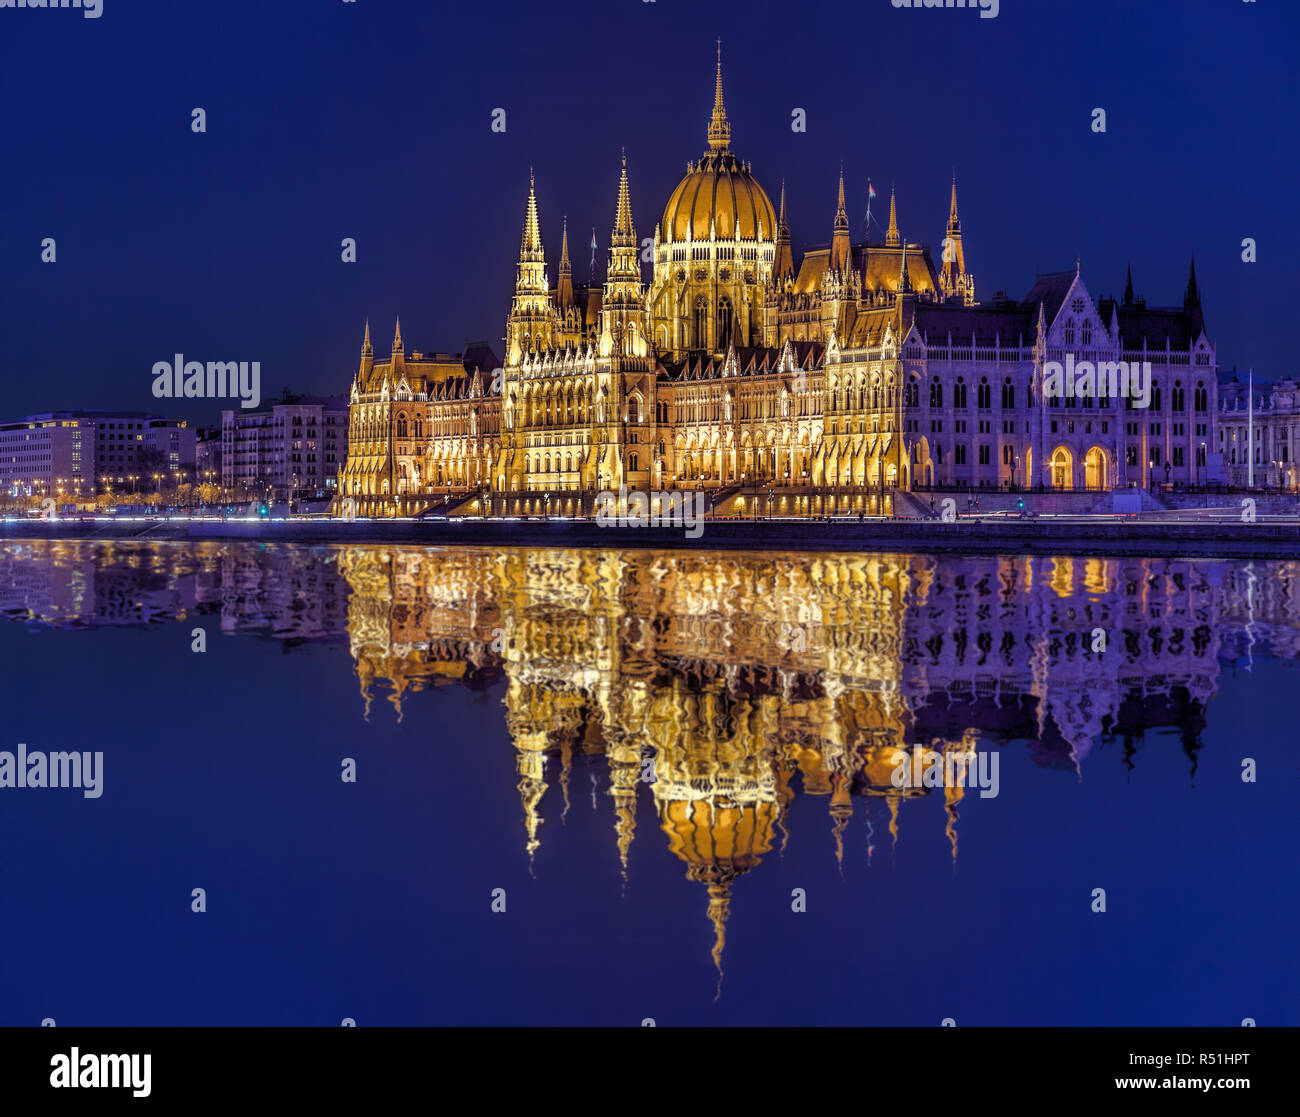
[{"x1": 2, "y1": 0, "x2": 1294, "y2": 426}]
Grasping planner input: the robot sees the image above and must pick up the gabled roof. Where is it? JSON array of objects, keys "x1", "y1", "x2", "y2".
[
  {"x1": 793, "y1": 242, "x2": 941, "y2": 297},
  {"x1": 1022, "y1": 270, "x2": 1077, "y2": 327},
  {"x1": 461, "y1": 342, "x2": 500, "y2": 373}
]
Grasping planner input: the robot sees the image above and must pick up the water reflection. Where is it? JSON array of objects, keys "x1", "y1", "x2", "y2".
[{"x1": 3, "y1": 540, "x2": 1297, "y2": 987}]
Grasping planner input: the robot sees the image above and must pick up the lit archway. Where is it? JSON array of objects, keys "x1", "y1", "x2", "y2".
[
  {"x1": 1051, "y1": 447, "x2": 1073, "y2": 489},
  {"x1": 1084, "y1": 446, "x2": 1108, "y2": 491}
]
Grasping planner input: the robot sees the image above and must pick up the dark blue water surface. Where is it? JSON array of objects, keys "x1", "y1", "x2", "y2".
[{"x1": 0, "y1": 541, "x2": 1293, "y2": 1026}]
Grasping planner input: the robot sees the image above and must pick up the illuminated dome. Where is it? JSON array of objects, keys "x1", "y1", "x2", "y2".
[
  {"x1": 662, "y1": 152, "x2": 777, "y2": 243},
  {"x1": 660, "y1": 42, "x2": 776, "y2": 245}
]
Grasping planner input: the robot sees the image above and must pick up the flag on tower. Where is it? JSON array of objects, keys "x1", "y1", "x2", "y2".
[{"x1": 868, "y1": 180, "x2": 877, "y2": 201}]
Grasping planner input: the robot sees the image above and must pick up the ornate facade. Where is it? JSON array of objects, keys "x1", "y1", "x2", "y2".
[{"x1": 337, "y1": 45, "x2": 1220, "y2": 516}]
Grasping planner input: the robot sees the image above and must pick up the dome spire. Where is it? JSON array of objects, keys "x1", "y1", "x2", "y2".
[{"x1": 707, "y1": 38, "x2": 731, "y2": 152}]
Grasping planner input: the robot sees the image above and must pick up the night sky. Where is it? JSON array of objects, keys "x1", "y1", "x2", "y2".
[{"x1": 2, "y1": 0, "x2": 1295, "y2": 427}]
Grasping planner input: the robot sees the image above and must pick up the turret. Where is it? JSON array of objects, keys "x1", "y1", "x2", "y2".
[
  {"x1": 774, "y1": 179, "x2": 794, "y2": 283},
  {"x1": 557, "y1": 217, "x2": 574, "y2": 309},
  {"x1": 599, "y1": 152, "x2": 648, "y2": 358},
  {"x1": 939, "y1": 172, "x2": 968, "y2": 300},
  {"x1": 505, "y1": 170, "x2": 558, "y2": 364},
  {"x1": 830, "y1": 164, "x2": 851, "y2": 273}
]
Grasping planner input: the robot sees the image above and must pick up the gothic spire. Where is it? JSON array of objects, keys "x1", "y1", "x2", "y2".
[
  {"x1": 706, "y1": 38, "x2": 731, "y2": 152},
  {"x1": 521, "y1": 168, "x2": 543, "y2": 258},
  {"x1": 886, "y1": 184, "x2": 900, "y2": 247},
  {"x1": 392, "y1": 317, "x2": 403, "y2": 353},
  {"x1": 947, "y1": 170, "x2": 961, "y2": 233},
  {"x1": 613, "y1": 149, "x2": 635, "y2": 242},
  {"x1": 774, "y1": 178, "x2": 794, "y2": 282},
  {"x1": 1184, "y1": 256, "x2": 1201, "y2": 311},
  {"x1": 1123, "y1": 262, "x2": 1134, "y2": 307},
  {"x1": 831, "y1": 163, "x2": 851, "y2": 272},
  {"x1": 898, "y1": 239, "x2": 912, "y2": 294},
  {"x1": 361, "y1": 319, "x2": 371, "y2": 357},
  {"x1": 557, "y1": 216, "x2": 574, "y2": 309}
]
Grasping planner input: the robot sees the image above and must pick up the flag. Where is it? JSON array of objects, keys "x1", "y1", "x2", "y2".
[{"x1": 868, "y1": 180, "x2": 877, "y2": 200}]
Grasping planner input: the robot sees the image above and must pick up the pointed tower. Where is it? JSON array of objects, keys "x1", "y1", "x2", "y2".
[
  {"x1": 599, "y1": 151, "x2": 649, "y2": 359},
  {"x1": 707, "y1": 38, "x2": 731, "y2": 153},
  {"x1": 358, "y1": 319, "x2": 373, "y2": 384},
  {"x1": 557, "y1": 217, "x2": 574, "y2": 310},
  {"x1": 390, "y1": 317, "x2": 405, "y2": 376},
  {"x1": 1123, "y1": 262, "x2": 1135, "y2": 307},
  {"x1": 897, "y1": 237, "x2": 912, "y2": 295},
  {"x1": 1184, "y1": 257, "x2": 1201, "y2": 313},
  {"x1": 940, "y1": 172, "x2": 968, "y2": 300},
  {"x1": 830, "y1": 164, "x2": 851, "y2": 273},
  {"x1": 506, "y1": 170, "x2": 557, "y2": 365},
  {"x1": 774, "y1": 179, "x2": 794, "y2": 283},
  {"x1": 1184, "y1": 256, "x2": 1204, "y2": 334},
  {"x1": 886, "y1": 184, "x2": 900, "y2": 247}
]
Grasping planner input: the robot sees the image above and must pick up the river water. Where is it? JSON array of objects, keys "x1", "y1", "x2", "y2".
[{"x1": 0, "y1": 540, "x2": 1293, "y2": 1025}]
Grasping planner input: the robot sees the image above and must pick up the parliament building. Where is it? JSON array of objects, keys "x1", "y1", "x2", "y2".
[{"x1": 337, "y1": 45, "x2": 1219, "y2": 517}]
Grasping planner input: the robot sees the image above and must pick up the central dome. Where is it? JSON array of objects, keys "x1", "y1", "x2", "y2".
[
  {"x1": 662, "y1": 151, "x2": 777, "y2": 244},
  {"x1": 660, "y1": 42, "x2": 777, "y2": 245}
]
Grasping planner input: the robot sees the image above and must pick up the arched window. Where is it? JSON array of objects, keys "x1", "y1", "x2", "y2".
[
  {"x1": 693, "y1": 298, "x2": 708, "y2": 348},
  {"x1": 906, "y1": 379, "x2": 919, "y2": 407},
  {"x1": 717, "y1": 297, "x2": 733, "y2": 347},
  {"x1": 954, "y1": 378, "x2": 968, "y2": 408},
  {"x1": 629, "y1": 453, "x2": 639, "y2": 472},
  {"x1": 1151, "y1": 384, "x2": 1162, "y2": 410},
  {"x1": 1172, "y1": 381, "x2": 1185, "y2": 411},
  {"x1": 1064, "y1": 319, "x2": 1075, "y2": 345},
  {"x1": 1082, "y1": 320, "x2": 1092, "y2": 346},
  {"x1": 930, "y1": 379, "x2": 943, "y2": 407},
  {"x1": 977, "y1": 378, "x2": 991, "y2": 409},
  {"x1": 1001, "y1": 378, "x2": 1015, "y2": 409},
  {"x1": 396, "y1": 412, "x2": 408, "y2": 438},
  {"x1": 1194, "y1": 381, "x2": 1207, "y2": 412},
  {"x1": 413, "y1": 417, "x2": 423, "y2": 438}
]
